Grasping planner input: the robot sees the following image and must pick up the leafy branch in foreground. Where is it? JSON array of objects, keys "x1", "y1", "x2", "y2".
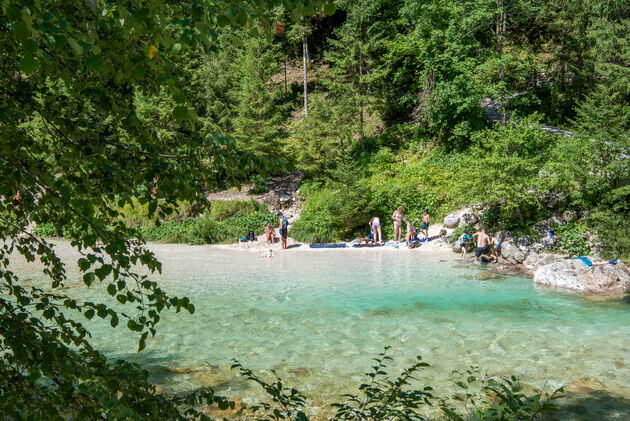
[
  {"x1": 234, "y1": 347, "x2": 564, "y2": 421},
  {"x1": 0, "y1": 0, "x2": 332, "y2": 419}
]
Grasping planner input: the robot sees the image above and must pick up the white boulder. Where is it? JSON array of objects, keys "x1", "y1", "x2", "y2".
[{"x1": 533, "y1": 259, "x2": 630, "y2": 294}]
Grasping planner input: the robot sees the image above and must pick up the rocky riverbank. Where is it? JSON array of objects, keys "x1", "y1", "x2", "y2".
[{"x1": 444, "y1": 209, "x2": 630, "y2": 295}]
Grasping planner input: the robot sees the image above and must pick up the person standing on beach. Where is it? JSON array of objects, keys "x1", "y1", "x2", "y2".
[
  {"x1": 472, "y1": 228, "x2": 491, "y2": 264},
  {"x1": 420, "y1": 209, "x2": 430, "y2": 241},
  {"x1": 369, "y1": 217, "x2": 383, "y2": 244},
  {"x1": 392, "y1": 206, "x2": 403, "y2": 243},
  {"x1": 277, "y1": 212, "x2": 289, "y2": 250}
]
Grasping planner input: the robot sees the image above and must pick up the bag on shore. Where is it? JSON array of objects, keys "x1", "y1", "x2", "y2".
[{"x1": 246, "y1": 231, "x2": 255, "y2": 241}]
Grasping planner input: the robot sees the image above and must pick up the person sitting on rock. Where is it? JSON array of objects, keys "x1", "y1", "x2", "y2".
[
  {"x1": 265, "y1": 222, "x2": 275, "y2": 245},
  {"x1": 472, "y1": 228, "x2": 491, "y2": 264},
  {"x1": 404, "y1": 218, "x2": 418, "y2": 248}
]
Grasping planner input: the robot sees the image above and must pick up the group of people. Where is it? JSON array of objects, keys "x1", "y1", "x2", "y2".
[
  {"x1": 367, "y1": 207, "x2": 431, "y2": 249},
  {"x1": 264, "y1": 208, "x2": 501, "y2": 261},
  {"x1": 456, "y1": 227, "x2": 501, "y2": 264}
]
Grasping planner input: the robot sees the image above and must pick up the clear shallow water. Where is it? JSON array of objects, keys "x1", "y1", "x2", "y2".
[{"x1": 12, "y1": 243, "x2": 630, "y2": 419}]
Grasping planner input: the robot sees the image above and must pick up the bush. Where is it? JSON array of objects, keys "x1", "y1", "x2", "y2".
[
  {"x1": 249, "y1": 174, "x2": 270, "y2": 194},
  {"x1": 141, "y1": 211, "x2": 276, "y2": 245},
  {"x1": 209, "y1": 199, "x2": 268, "y2": 220},
  {"x1": 556, "y1": 223, "x2": 590, "y2": 257},
  {"x1": 589, "y1": 211, "x2": 630, "y2": 260}
]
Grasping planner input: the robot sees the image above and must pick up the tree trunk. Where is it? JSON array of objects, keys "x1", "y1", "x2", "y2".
[
  {"x1": 358, "y1": 39, "x2": 365, "y2": 150},
  {"x1": 496, "y1": 0, "x2": 507, "y2": 126},
  {"x1": 302, "y1": 34, "x2": 308, "y2": 117}
]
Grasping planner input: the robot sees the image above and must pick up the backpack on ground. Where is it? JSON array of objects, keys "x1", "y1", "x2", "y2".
[{"x1": 246, "y1": 231, "x2": 255, "y2": 241}]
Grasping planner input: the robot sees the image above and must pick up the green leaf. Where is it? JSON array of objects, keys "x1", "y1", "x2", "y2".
[
  {"x1": 83, "y1": 272, "x2": 95, "y2": 286},
  {"x1": 323, "y1": 3, "x2": 337, "y2": 15},
  {"x1": 138, "y1": 332, "x2": 148, "y2": 351},
  {"x1": 20, "y1": 56, "x2": 39, "y2": 74},
  {"x1": 78, "y1": 258, "x2": 91, "y2": 271},
  {"x1": 107, "y1": 284, "x2": 116, "y2": 296},
  {"x1": 68, "y1": 37, "x2": 83, "y2": 55},
  {"x1": 110, "y1": 313, "x2": 119, "y2": 327},
  {"x1": 173, "y1": 106, "x2": 188, "y2": 120},
  {"x1": 95, "y1": 264, "x2": 112, "y2": 280},
  {"x1": 84, "y1": 309, "x2": 95, "y2": 319},
  {"x1": 85, "y1": 55, "x2": 104, "y2": 71},
  {"x1": 170, "y1": 43, "x2": 182, "y2": 54},
  {"x1": 23, "y1": 39, "x2": 39, "y2": 55},
  {"x1": 186, "y1": 303, "x2": 195, "y2": 314}
]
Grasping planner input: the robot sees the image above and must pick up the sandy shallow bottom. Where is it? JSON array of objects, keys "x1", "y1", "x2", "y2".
[{"x1": 8, "y1": 240, "x2": 630, "y2": 420}]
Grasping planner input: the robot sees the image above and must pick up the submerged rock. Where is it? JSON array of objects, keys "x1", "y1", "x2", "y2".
[{"x1": 533, "y1": 259, "x2": 630, "y2": 294}]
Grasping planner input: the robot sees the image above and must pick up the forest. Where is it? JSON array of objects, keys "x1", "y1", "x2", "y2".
[
  {"x1": 0, "y1": 0, "x2": 629, "y2": 419},
  {"x1": 129, "y1": 0, "x2": 629, "y2": 256}
]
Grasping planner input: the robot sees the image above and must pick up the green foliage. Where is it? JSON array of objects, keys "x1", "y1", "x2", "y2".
[
  {"x1": 556, "y1": 224, "x2": 590, "y2": 257},
  {"x1": 589, "y1": 211, "x2": 630, "y2": 261},
  {"x1": 250, "y1": 174, "x2": 271, "y2": 194},
  {"x1": 291, "y1": 183, "x2": 370, "y2": 243},
  {"x1": 0, "y1": 0, "x2": 331, "y2": 418},
  {"x1": 456, "y1": 117, "x2": 554, "y2": 230},
  {"x1": 233, "y1": 348, "x2": 564, "y2": 421},
  {"x1": 141, "y1": 201, "x2": 275, "y2": 244},
  {"x1": 439, "y1": 366, "x2": 565, "y2": 421}
]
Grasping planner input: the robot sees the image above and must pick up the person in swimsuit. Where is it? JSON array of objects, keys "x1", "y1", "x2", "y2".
[
  {"x1": 369, "y1": 217, "x2": 383, "y2": 244},
  {"x1": 456, "y1": 230, "x2": 472, "y2": 258},
  {"x1": 392, "y1": 206, "x2": 403, "y2": 243},
  {"x1": 489, "y1": 234, "x2": 501, "y2": 262},
  {"x1": 404, "y1": 217, "x2": 418, "y2": 248},
  {"x1": 265, "y1": 222, "x2": 275, "y2": 245},
  {"x1": 420, "y1": 209, "x2": 430, "y2": 241},
  {"x1": 472, "y1": 228, "x2": 491, "y2": 264},
  {"x1": 277, "y1": 211, "x2": 289, "y2": 250}
]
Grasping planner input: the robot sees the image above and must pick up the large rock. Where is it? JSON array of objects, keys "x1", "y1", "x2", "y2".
[
  {"x1": 540, "y1": 237, "x2": 558, "y2": 250},
  {"x1": 522, "y1": 253, "x2": 556, "y2": 275},
  {"x1": 494, "y1": 231, "x2": 514, "y2": 244},
  {"x1": 534, "y1": 216, "x2": 564, "y2": 239},
  {"x1": 517, "y1": 235, "x2": 534, "y2": 250},
  {"x1": 533, "y1": 260, "x2": 630, "y2": 294},
  {"x1": 444, "y1": 213, "x2": 459, "y2": 228},
  {"x1": 458, "y1": 212, "x2": 479, "y2": 228},
  {"x1": 501, "y1": 242, "x2": 526, "y2": 264}
]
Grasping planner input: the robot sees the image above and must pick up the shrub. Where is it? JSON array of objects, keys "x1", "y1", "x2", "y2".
[
  {"x1": 556, "y1": 223, "x2": 590, "y2": 257},
  {"x1": 589, "y1": 211, "x2": 630, "y2": 260},
  {"x1": 249, "y1": 174, "x2": 270, "y2": 194},
  {"x1": 232, "y1": 347, "x2": 564, "y2": 421}
]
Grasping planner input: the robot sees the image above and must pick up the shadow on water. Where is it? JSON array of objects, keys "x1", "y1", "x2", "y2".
[{"x1": 551, "y1": 389, "x2": 630, "y2": 420}]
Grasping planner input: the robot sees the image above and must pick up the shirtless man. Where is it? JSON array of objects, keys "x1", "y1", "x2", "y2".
[
  {"x1": 420, "y1": 209, "x2": 430, "y2": 241},
  {"x1": 472, "y1": 228, "x2": 491, "y2": 264}
]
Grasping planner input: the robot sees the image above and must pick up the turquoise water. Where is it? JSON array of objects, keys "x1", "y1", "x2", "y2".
[{"x1": 13, "y1": 243, "x2": 630, "y2": 418}]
